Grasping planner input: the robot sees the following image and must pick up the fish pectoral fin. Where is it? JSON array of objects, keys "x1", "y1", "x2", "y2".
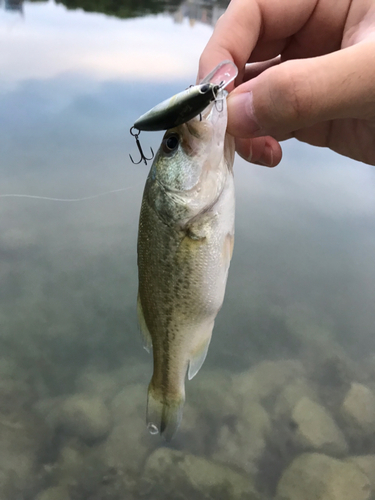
[
  {"x1": 186, "y1": 226, "x2": 207, "y2": 241},
  {"x1": 137, "y1": 295, "x2": 153, "y2": 353},
  {"x1": 185, "y1": 214, "x2": 212, "y2": 241},
  {"x1": 188, "y1": 331, "x2": 213, "y2": 380},
  {"x1": 222, "y1": 232, "x2": 234, "y2": 266}
]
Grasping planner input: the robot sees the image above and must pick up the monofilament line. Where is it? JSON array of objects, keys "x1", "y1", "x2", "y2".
[{"x1": 0, "y1": 186, "x2": 140, "y2": 202}]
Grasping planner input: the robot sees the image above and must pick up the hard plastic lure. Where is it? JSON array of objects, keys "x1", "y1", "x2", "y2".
[{"x1": 133, "y1": 60, "x2": 238, "y2": 132}]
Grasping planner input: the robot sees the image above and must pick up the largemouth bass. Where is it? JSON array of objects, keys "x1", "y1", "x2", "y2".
[{"x1": 137, "y1": 93, "x2": 235, "y2": 440}]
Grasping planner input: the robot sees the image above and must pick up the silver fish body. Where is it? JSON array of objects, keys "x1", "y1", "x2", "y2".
[{"x1": 137, "y1": 94, "x2": 235, "y2": 440}]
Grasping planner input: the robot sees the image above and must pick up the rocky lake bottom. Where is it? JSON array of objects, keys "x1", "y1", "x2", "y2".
[{"x1": 2, "y1": 311, "x2": 375, "y2": 500}]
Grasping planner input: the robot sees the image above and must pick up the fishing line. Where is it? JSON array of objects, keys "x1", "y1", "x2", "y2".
[{"x1": 0, "y1": 185, "x2": 142, "y2": 203}]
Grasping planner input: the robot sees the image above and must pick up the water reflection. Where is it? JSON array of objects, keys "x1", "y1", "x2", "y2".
[
  {"x1": 169, "y1": 0, "x2": 227, "y2": 26},
  {"x1": 56, "y1": 0, "x2": 184, "y2": 19},
  {"x1": 0, "y1": 0, "x2": 229, "y2": 22},
  {"x1": 4, "y1": 0, "x2": 24, "y2": 13},
  {"x1": 0, "y1": 1, "x2": 220, "y2": 88},
  {"x1": 1, "y1": 0, "x2": 375, "y2": 499}
]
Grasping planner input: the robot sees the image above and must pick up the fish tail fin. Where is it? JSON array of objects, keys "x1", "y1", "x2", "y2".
[{"x1": 147, "y1": 382, "x2": 184, "y2": 441}]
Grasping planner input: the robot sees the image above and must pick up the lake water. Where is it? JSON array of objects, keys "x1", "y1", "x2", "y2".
[{"x1": 1, "y1": 1, "x2": 375, "y2": 499}]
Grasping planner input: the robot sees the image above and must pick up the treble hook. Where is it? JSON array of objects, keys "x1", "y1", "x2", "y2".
[
  {"x1": 215, "y1": 98, "x2": 224, "y2": 113},
  {"x1": 214, "y1": 81, "x2": 225, "y2": 113},
  {"x1": 129, "y1": 127, "x2": 154, "y2": 165}
]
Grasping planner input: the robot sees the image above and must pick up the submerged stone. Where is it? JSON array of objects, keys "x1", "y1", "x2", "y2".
[
  {"x1": 100, "y1": 383, "x2": 155, "y2": 474},
  {"x1": 232, "y1": 359, "x2": 305, "y2": 402},
  {"x1": 0, "y1": 410, "x2": 50, "y2": 499},
  {"x1": 211, "y1": 400, "x2": 271, "y2": 474},
  {"x1": 291, "y1": 397, "x2": 348, "y2": 455},
  {"x1": 273, "y1": 378, "x2": 318, "y2": 418},
  {"x1": 341, "y1": 383, "x2": 375, "y2": 435},
  {"x1": 143, "y1": 447, "x2": 260, "y2": 500},
  {"x1": 346, "y1": 455, "x2": 375, "y2": 490},
  {"x1": 276, "y1": 453, "x2": 371, "y2": 500},
  {"x1": 57, "y1": 394, "x2": 112, "y2": 443},
  {"x1": 36, "y1": 486, "x2": 71, "y2": 500}
]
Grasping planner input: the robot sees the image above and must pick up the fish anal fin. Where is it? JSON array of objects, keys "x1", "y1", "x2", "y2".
[
  {"x1": 137, "y1": 295, "x2": 152, "y2": 353},
  {"x1": 188, "y1": 331, "x2": 212, "y2": 380}
]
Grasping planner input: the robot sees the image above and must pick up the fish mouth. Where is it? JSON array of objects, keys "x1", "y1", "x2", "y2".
[
  {"x1": 185, "y1": 104, "x2": 214, "y2": 139},
  {"x1": 187, "y1": 96, "x2": 223, "y2": 132},
  {"x1": 184, "y1": 93, "x2": 227, "y2": 151}
]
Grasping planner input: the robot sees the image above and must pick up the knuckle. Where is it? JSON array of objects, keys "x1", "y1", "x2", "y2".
[{"x1": 268, "y1": 62, "x2": 313, "y2": 127}]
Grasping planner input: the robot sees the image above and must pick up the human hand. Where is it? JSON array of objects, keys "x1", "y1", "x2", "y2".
[{"x1": 198, "y1": 0, "x2": 375, "y2": 167}]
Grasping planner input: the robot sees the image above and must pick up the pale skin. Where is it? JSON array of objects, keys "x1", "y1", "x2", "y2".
[{"x1": 198, "y1": 0, "x2": 375, "y2": 167}]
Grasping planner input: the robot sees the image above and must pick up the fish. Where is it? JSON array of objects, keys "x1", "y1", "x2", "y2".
[{"x1": 137, "y1": 92, "x2": 235, "y2": 441}]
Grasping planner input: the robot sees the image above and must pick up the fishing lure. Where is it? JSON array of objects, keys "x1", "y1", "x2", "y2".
[
  {"x1": 129, "y1": 60, "x2": 238, "y2": 165},
  {"x1": 133, "y1": 82, "x2": 224, "y2": 132}
]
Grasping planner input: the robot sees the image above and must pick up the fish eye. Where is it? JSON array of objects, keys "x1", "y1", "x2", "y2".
[
  {"x1": 162, "y1": 133, "x2": 180, "y2": 153},
  {"x1": 200, "y1": 84, "x2": 210, "y2": 93}
]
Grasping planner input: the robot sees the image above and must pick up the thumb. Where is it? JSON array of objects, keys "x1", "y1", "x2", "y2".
[{"x1": 227, "y1": 41, "x2": 375, "y2": 140}]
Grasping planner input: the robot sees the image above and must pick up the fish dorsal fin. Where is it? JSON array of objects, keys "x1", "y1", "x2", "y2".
[
  {"x1": 137, "y1": 295, "x2": 153, "y2": 353},
  {"x1": 187, "y1": 333, "x2": 212, "y2": 380}
]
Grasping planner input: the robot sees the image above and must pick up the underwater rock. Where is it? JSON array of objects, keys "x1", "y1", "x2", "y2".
[
  {"x1": 35, "y1": 485, "x2": 71, "y2": 500},
  {"x1": 341, "y1": 383, "x2": 375, "y2": 435},
  {"x1": 232, "y1": 359, "x2": 305, "y2": 402},
  {"x1": 276, "y1": 453, "x2": 371, "y2": 500},
  {"x1": 100, "y1": 383, "x2": 155, "y2": 475},
  {"x1": 311, "y1": 355, "x2": 358, "y2": 411},
  {"x1": 174, "y1": 369, "x2": 238, "y2": 455},
  {"x1": 291, "y1": 397, "x2": 348, "y2": 456},
  {"x1": 211, "y1": 400, "x2": 271, "y2": 474},
  {"x1": 0, "y1": 410, "x2": 50, "y2": 498},
  {"x1": 172, "y1": 400, "x2": 211, "y2": 457},
  {"x1": 190, "y1": 369, "x2": 239, "y2": 418},
  {"x1": 51, "y1": 439, "x2": 88, "y2": 489},
  {"x1": 346, "y1": 456, "x2": 375, "y2": 490},
  {"x1": 56, "y1": 394, "x2": 112, "y2": 443},
  {"x1": 48, "y1": 438, "x2": 134, "y2": 500},
  {"x1": 143, "y1": 447, "x2": 260, "y2": 500},
  {"x1": 273, "y1": 378, "x2": 318, "y2": 419}
]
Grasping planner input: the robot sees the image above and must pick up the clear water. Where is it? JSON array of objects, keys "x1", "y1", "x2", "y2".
[{"x1": 1, "y1": 1, "x2": 375, "y2": 499}]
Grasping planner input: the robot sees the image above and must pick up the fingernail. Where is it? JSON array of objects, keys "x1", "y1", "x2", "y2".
[
  {"x1": 261, "y1": 144, "x2": 274, "y2": 167},
  {"x1": 251, "y1": 145, "x2": 274, "y2": 167},
  {"x1": 228, "y1": 91, "x2": 262, "y2": 137}
]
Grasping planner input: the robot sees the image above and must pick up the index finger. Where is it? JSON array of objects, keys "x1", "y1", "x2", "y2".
[{"x1": 198, "y1": 0, "x2": 318, "y2": 86}]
